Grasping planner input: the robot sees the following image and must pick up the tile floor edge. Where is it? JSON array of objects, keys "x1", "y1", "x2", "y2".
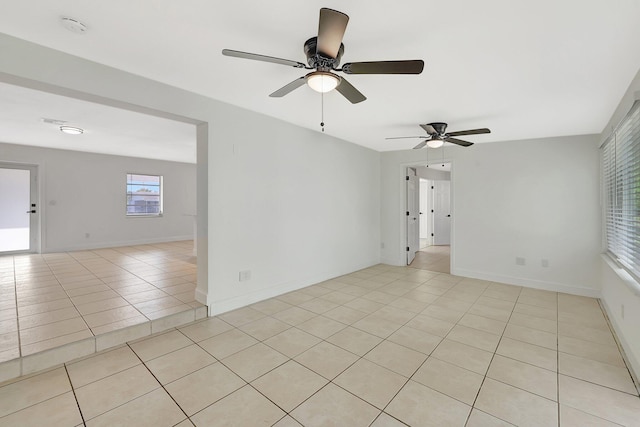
[
  {"x1": 0, "y1": 305, "x2": 208, "y2": 384},
  {"x1": 597, "y1": 298, "x2": 640, "y2": 395}
]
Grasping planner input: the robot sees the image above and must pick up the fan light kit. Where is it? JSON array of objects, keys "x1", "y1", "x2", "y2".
[
  {"x1": 387, "y1": 122, "x2": 491, "y2": 149},
  {"x1": 222, "y1": 8, "x2": 424, "y2": 104},
  {"x1": 306, "y1": 72, "x2": 340, "y2": 93},
  {"x1": 426, "y1": 138, "x2": 444, "y2": 149},
  {"x1": 59, "y1": 126, "x2": 84, "y2": 135}
]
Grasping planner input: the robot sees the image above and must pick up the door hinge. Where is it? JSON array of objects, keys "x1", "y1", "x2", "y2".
[
  {"x1": 431, "y1": 186, "x2": 434, "y2": 189},
  {"x1": 406, "y1": 246, "x2": 410, "y2": 251},
  {"x1": 406, "y1": 176, "x2": 410, "y2": 181},
  {"x1": 406, "y1": 211, "x2": 409, "y2": 216},
  {"x1": 431, "y1": 233, "x2": 434, "y2": 237},
  {"x1": 431, "y1": 209, "x2": 434, "y2": 213}
]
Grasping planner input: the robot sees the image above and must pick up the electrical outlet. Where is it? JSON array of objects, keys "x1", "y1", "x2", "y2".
[
  {"x1": 381, "y1": 242, "x2": 385, "y2": 249},
  {"x1": 516, "y1": 257, "x2": 526, "y2": 266},
  {"x1": 85, "y1": 233, "x2": 90, "y2": 238},
  {"x1": 239, "y1": 270, "x2": 251, "y2": 282}
]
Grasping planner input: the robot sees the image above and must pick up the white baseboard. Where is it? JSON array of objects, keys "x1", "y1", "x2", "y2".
[
  {"x1": 208, "y1": 260, "x2": 380, "y2": 316},
  {"x1": 42, "y1": 235, "x2": 193, "y2": 253},
  {"x1": 600, "y1": 298, "x2": 640, "y2": 392},
  {"x1": 452, "y1": 267, "x2": 601, "y2": 298}
]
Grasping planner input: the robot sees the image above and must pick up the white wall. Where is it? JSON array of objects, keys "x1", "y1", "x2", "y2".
[
  {"x1": 598, "y1": 67, "x2": 640, "y2": 379},
  {"x1": 381, "y1": 134, "x2": 601, "y2": 296},
  {"x1": 0, "y1": 142, "x2": 196, "y2": 252},
  {"x1": 0, "y1": 33, "x2": 381, "y2": 314},
  {"x1": 416, "y1": 166, "x2": 450, "y2": 181}
]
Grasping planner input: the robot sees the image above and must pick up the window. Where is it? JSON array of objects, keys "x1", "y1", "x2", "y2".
[
  {"x1": 126, "y1": 173, "x2": 163, "y2": 216},
  {"x1": 601, "y1": 100, "x2": 640, "y2": 279}
]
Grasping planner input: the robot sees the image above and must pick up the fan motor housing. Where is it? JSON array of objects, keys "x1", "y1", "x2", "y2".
[
  {"x1": 304, "y1": 37, "x2": 344, "y2": 69},
  {"x1": 429, "y1": 122, "x2": 448, "y2": 135}
]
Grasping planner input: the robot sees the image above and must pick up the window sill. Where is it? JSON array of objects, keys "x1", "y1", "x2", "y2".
[
  {"x1": 601, "y1": 253, "x2": 640, "y2": 297},
  {"x1": 126, "y1": 214, "x2": 163, "y2": 218}
]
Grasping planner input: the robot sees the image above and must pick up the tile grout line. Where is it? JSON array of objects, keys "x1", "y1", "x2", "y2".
[
  {"x1": 12, "y1": 256, "x2": 24, "y2": 359},
  {"x1": 463, "y1": 284, "x2": 522, "y2": 426},
  {"x1": 556, "y1": 292, "x2": 561, "y2": 427},
  {"x1": 124, "y1": 339, "x2": 193, "y2": 424},
  {"x1": 596, "y1": 298, "x2": 640, "y2": 396},
  {"x1": 64, "y1": 364, "x2": 87, "y2": 426}
]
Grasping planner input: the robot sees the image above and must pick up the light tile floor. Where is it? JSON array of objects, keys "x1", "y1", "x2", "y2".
[
  {"x1": 411, "y1": 245, "x2": 450, "y2": 273},
  {"x1": 2, "y1": 263, "x2": 640, "y2": 426},
  {"x1": 0, "y1": 241, "x2": 201, "y2": 363}
]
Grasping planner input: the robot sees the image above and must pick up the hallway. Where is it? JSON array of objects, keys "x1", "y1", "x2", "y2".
[{"x1": 410, "y1": 245, "x2": 450, "y2": 274}]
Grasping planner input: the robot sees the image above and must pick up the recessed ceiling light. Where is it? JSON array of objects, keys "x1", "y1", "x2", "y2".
[
  {"x1": 60, "y1": 16, "x2": 87, "y2": 34},
  {"x1": 59, "y1": 126, "x2": 84, "y2": 135}
]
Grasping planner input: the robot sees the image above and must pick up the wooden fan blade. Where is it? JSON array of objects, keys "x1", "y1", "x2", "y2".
[
  {"x1": 335, "y1": 76, "x2": 366, "y2": 104},
  {"x1": 222, "y1": 49, "x2": 306, "y2": 68},
  {"x1": 420, "y1": 124, "x2": 437, "y2": 135},
  {"x1": 342, "y1": 60, "x2": 424, "y2": 74},
  {"x1": 413, "y1": 140, "x2": 428, "y2": 149},
  {"x1": 269, "y1": 77, "x2": 306, "y2": 97},
  {"x1": 445, "y1": 137, "x2": 474, "y2": 147},
  {"x1": 447, "y1": 128, "x2": 491, "y2": 137},
  {"x1": 317, "y1": 8, "x2": 349, "y2": 59}
]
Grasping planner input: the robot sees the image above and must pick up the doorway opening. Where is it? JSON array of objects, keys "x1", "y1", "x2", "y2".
[
  {"x1": 0, "y1": 162, "x2": 38, "y2": 254},
  {"x1": 406, "y1": 163, "x2": 451, "y2": 273},
  {"x1": 0, "y1": 76, "x2": 209, "y2": 372}
]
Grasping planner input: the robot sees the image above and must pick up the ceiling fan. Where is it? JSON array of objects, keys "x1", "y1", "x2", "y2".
[
  {"x1": 387, "y1": 122, "x2": 491, "y2": 149},
  {"x1": 222, "y1": 8, "x2": 424, "y2": 104}
]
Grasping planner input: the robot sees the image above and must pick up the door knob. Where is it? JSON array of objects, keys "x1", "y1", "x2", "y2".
[{"x1": 26, "y1": 210, "x2": 36, "y2": 213}]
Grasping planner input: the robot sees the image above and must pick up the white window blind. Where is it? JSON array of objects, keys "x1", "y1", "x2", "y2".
[
  {"x1": 126, "y1": 173, "x2": 163, "y2": 216},
  {"x1": 602, "y1": 100, "x2": 640, "y2": 279}
]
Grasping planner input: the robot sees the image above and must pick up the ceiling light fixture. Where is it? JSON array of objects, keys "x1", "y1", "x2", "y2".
[
  {"x1": 426, "y1": 138, "x2": 444, "y2": 149},
  {"x1": 59, "y1": 125, "x2": 84, "y2": 135},
  {"x1": 306, "y1": 71, "x2": 340, "y2": 93}
]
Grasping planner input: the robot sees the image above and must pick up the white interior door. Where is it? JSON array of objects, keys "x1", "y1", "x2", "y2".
[
  {"x1": 433, "y1": 180, "x2": 451, "y2": 245},
  {"x1": 419, "y1": 179, "x2": 429, "y2": 247},
  {"x1": 0, "y1": 164, "x2": 38, "y2": 253},
  {"x1": 406, "y1": 171, "x2": 419, "y2": 264}
]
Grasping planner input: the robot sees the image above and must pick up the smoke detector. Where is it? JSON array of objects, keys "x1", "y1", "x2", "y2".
[
  {"x1": 41, "y1": 118, "x2": 67, "y2": 125},
  {"x1": 60, "y1": 16, "x2": 87, "y2": 34}
]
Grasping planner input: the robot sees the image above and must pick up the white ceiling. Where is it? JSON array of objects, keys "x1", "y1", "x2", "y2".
[
  {"x1": 0, "y1": 82, "x2": 196, "y2": 163},
  {"x1": 1, "y1": 0, "x2": 640, "y2": 158}
]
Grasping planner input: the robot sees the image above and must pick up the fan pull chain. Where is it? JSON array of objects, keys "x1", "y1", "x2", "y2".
[
  {"x1": 442, "y1": 142, "x2": 445, "y2": 167},
  {"x1": 426, "y1": 144, "x2": 429, "y2": 167},
  {"x1": 320, "y1": 91, "x2": 325, "y2": 132}
]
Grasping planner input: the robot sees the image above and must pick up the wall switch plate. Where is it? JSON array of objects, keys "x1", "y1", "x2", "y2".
[
  {"x1": 541, "y1": 259, "x2": 549, "y2": 268},
  {"x1": 239, "y1": 270, "x2": 251, "y2": 282},
  {"x1": 516, "y1": 257, "x2": 526, "y2": 266}
]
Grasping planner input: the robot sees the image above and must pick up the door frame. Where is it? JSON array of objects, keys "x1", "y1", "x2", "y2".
[
  {"x1": 406, "y1": 168, "x2": 419, "y2": 264},
  {"x1": 432, "y1": 179, "x2": 451, "y2": 246},
  {"x1": 0, "y1": 161, "x2": 41, "y2": 254},
  {"x1": 400, "y1": 159, "x2": 454, "y2": 272}
]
